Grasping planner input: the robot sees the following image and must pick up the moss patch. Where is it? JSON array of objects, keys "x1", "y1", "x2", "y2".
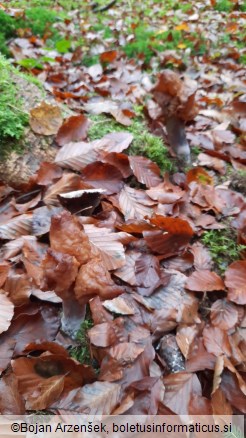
[
  {"x1": 201, "y1": 228, "x2": 246, "y2": 274},
  {"x1": 69, "y1": 318, "x2": 94, "y2": 365},
  {"x1": 0, "y1": 55, "x2": 29, "y2": 159}
]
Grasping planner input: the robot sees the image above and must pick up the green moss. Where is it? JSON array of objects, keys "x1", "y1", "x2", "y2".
[
  {"x1": 88, "y1": 113, "x2": 174, "y2": 173},
  {"x1": 69, "y1": 318, "x2": 93, "y2": 365},
  {"x1": 214, "y1": 0, "x2": 233, "y2": 12},
  {"x1": 16, "y1": 7, "x2": 59, "y2": 38},
  {"x1": 201, "y1": 228, "x2": 246, "y2": 274},
  {"x1": 0, "y1": 55, "x2": 29, "y2": 158}
]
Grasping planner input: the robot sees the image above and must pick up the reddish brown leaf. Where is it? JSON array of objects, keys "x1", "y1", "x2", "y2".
[
  {"x1": 50, "y1": 210, "x2": 91, "y2": 265},
  {"x1": 186, "y1": 337, "x2": 216, "y2": 372},
  {"x1": 4, "y1": 273, "x2": 32, "y2": 305},
  {"x1": 186, "y1": 270, "x2": 224, "y2": 292},
  {"x1": 186, "y1": 167, "x2": 214, "y2": 185},
  {"x1": 56, "y1": 114, "x2": 90, "y2": 146},
  {"x1": 225, "y1": 260, "x2": 246, "y2": 305},
  {"x1": 101, "y1": 152, "x2": 132, "y2": 178},
  {"x1": 100, "y1": 50, "x2": 118, "y2": 63},
  {"x1": 128, "y1": 156, "x2": 161, "y2": 188},
  {"x1": 144, "y1": 216, "x2": 194, "y2": 257},
  {"x1": 82, "y1": 162, "x2": 123, "y2": 194},
  {"x1": 0, "y1": 262, "x2": 9, "y2": 287},
  {"x1": 210, "y1": 299, "x2": 239, "y2": 330},
  {"x1": 211, "y1": 388, "x2": 233, "y2": 416},
  {"x1": 75, "y1": 257, "x2": 123, "y2": 304},
  {"x1": 203, "y1": 325, "x2": 232, "y2": 357},
  {"x1": 41, "y1": 249, "x2": 79, "y2": 298},
  {"x1": 34, "y1": 162, "x2": 63, "y2": 186},
  {"x1": 43, "y1": 173, "x2": 83, "y2": 205},
  {"x1": 189, "y1": 393, "x2": 212, "y2": 415},
  {"x1": 29, "y1": 101, "x2": 63, "y2": 135}
]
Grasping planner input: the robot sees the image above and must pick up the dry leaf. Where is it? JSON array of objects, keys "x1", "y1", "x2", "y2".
[{"x1": 29, "y1": 101, "x2": 63, "y2": 135}]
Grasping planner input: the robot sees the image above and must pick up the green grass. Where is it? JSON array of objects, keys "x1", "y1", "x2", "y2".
[
  {"x1": 88, "y1": 113, "x2": 174, "y2": 173},
  {"x1": 0, "y1": 55, "x2": 29, "y2": 158},
  {"x1": 201, "y1": 228, "x2": 246, "y2": 274},
  {"x1": 69, "y1": 318, "x2": 94, "y2": 365}
]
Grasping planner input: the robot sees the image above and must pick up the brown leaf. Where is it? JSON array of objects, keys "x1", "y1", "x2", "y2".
[
  {"x1": 4, "y1": 273, "x2": 32, "y2": 305},
  {"x1": 103, "y1": 296, "x2": 135, "y2": 315},
  {"x1": 210, "y1": 299, "x2": 239, "y2": 330},
  {"x1": 0, "y1": 213, "x2": 33, "y2": 239},
  {"x1": 83, "y1": 224, "x2": 128, "y2": 270},
  {"x1": 186, "y1": 270, "x2": 224, "y2": 292},
  {"x1": 0, "y1": 373, "x2": 25, "y2": 414},
  {"x1": 52, "y1": 381, "x2": 121, "y2": 414},
  {"x1": 29, "y1": 101, "x2": 63, "y2": 135},
  {"x1": 114, "y1": 251, "x2": 141, "y2": 286},
  {"x1": 186, "y1": 167, "x2": 214, "y2": 185},
  {"x1": 128, "y1": 156, "x2": 161, "y2": 188},
  {"x1": 119, "y1": 186, "x2": 154, "y2": 220},
  {"x1": 144, "y1": 216, "x2": 194, "y2": 257},
  {"x1": 75, "y1": 257, "x2": 123, "y2": 304},
  {"x1": 203, "y1": 325, "x2": 232, "y2": 357},
  {"x1": 221, "y1": 370, "x2": 246, "y2": 413},
  {"x1": 0, "y1": 304, "x2": 60, "y2": 356},
  {"x1": 211, "y1": 387, "x2": 233, "y2": 416},
  {"x1": 55, "y1": 141, "x2": 99, "y2": 171},
  {"x1": 50, "y1": 210, "x2": 91, "y2": 265},
  {"x1": 186, "y1": 337, "x2": 216, "y2": 372},
  {"x1": 28, "y1": 375, "x2": 65, "y2": 410},
  {"x1": 34, "y1": 162, "x2": 63, "y2": 186},
  {"x1": 0, "y1": 262, "x2": 9, "y2": 287},
  {"x1": 100, "y1": 50, "x2": 118, "y2": 63},
  {"x1": 88, "y1": 319, "x2": 126, "y2": 348},
  {"x1": 41, "y1": 249, "x2": 79, "y2": 297},
  {"x1": 0, "y1": 291, "x2": 14, "y2": 334},
  {"x1": 108, "y1": 342, "x2": 144, "y2": 365},
  {"x1": 163, "y1": 372, "x2": 201, "y2": 415},
  {"x1": 82, "y1": 162, "x2": 123, "y2": 194},
  {"x1": 190, "y1": 242, "x2": 213, "y2": 271},
  {"x1": 225, "y1": 260, "x2": 246, "y2": 305},
  {"x1": 135, "y1": 254, "x2": 163, "y2": 296},
  {"x1": 56, "y1": 114, "x2": 90, "y2": 146},
  {"x1": 176, "y1": 324, "x2": 198, "y2": 359},
  {"x1": 43, "y1": 173, "x2": 83, "y2": 205}
]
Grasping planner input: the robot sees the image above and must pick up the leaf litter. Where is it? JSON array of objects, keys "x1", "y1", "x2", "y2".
[{"x1": 0, "y1": 0, "x2": 245, "y2": 417}]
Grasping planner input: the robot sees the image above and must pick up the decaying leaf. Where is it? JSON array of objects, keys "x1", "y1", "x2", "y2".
[{"x1": 29, "y1": 101, "x2": 63, "y2": 135}]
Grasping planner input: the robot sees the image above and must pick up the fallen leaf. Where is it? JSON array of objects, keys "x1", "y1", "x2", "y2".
[
  {"x1": 29, "y1": 101, "x2": 63, "y2": 135},
  {"x1": 185, "y1": 270, "x2": 224, "y2": 292},
  {"x1": 50, "y1": 210, "x2": 91, "y2": 265},
  {"x1": 0, "y1": 291, "x2": 14, "y2": 334},
  {"x1": 225, "y1": 260, "x2": 246, "y2": 305},
  {"x1": 56, "y1": 114, "x2": 90, "y2": 146},
  {"x1": 210, "y1": 299, "x2": 239, "y2": 330},
  {"x1": 203, "y1": 325, "x2": 232, "y2": 357},
  {"x1": 128, "y1": 156, "x2": 161, "y2": 188},
  {"x1": 74, "y1": 257, "x2": 123, "y2": 304}
]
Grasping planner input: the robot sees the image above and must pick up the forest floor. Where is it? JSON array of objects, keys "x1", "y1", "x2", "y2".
[{"x1": 0, "y1": 0, "x2": 245, "y2": 426}]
